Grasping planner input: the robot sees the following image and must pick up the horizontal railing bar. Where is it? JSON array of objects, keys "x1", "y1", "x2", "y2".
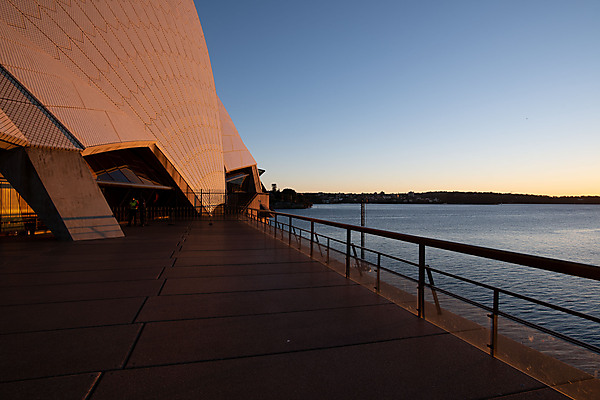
[
  {"x1": 497, "y1": 309, "x2": 600, "y2": 355},
  {"x1": 251, "y1": 209, "x2": 600, "y2": 354},
  {"x1": 427, "y1": 266, "x2": 600, "y2": 324},
  {"x1": 379, "y1": 252, "x2": 420, "y2": 268},
  {"x1": 299, "y1": 229, "x2": 420, "y2": 269},
  {"x1": 425, "y1": 282, "x2": 600, "y2": 355},
  {"x1": 346, "y1": 242, "x2": 422, "y2": 268},
  {"x1": 254, "y1": 209, "x2": 600, "y2": 281}
]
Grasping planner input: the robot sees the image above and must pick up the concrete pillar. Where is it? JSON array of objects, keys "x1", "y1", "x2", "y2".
[{"x1": 0, "y1": 147, "x2": 123, "y2": 240}]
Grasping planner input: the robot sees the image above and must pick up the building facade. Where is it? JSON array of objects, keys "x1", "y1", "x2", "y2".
[{"x1": 0, "y1": 0, "x2": 265, "y2": 240}]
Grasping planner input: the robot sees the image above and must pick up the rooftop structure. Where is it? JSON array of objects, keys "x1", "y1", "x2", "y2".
[{"x1": 0, "y1": 0, "x2": 266, "y2": 240}]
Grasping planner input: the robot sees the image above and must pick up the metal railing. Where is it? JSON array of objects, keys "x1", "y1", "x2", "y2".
[
  {"x1": 0, "y1": 186, "x2": 254, "y2": 234},
  {"x1": 111, "y1": 191, "x2": 262, "y2": 224},
  {"x1": 246, "y1": 207, "x2": 600, "y2": 399},
  {"x1": 111, "y1": 204, "x2": 245, "y2": 225}
]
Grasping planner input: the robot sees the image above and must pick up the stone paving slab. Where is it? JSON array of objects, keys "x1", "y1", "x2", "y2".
[
  {"x1": 126, "y1": 303, "x2": 447, "y2": 367},
  {"x1": 0, "y1": 279, "x2": 163, "y2": 306},
  {"x1": 96, "y1": 338, "x2": 564, "y2": 400},
  {"x1": 0, "y1": 256, "x2": 172, "y2": 273},
  {"x1": 0, "y1": 324, "x2": 142, "y2": 382},
  {"x1": 137, "y1": 285, "x2": 389, "y2": 322},
  {"x1": 0, "y1": 267, "x2": 163, "y2": 286},
  {"x1": 0, "y1": 297, "x2": 145, "y2": 334},
  {"x1": 174, "y1": 249, "x2": 310, "y2": 266},
  {"x1": 0, "y1": 373, "x2": 99, "y2": 400},
  {"x1": 161, "y1": 271, "x2": 349, "y2": 295},
  {"x1": 163, "y1": 261, "x2": 326, "y2": 277},
  {"x1": 180, "y1": 238, "x2": 290, "y2": 251}
]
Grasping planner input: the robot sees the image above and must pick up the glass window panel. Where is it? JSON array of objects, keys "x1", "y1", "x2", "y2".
[{"x1": 108, "y1": 169, "x2": 129, "y2": 183}]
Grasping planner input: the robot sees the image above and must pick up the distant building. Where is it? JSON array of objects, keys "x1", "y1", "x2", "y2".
[{"x1": 0, "y1": 0, "x2": 266, "y2": 240}]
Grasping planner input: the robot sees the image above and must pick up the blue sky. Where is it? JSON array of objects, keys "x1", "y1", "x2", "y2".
[{"x1": 195, "y1": 0, "x2": 600, "y2": 195}]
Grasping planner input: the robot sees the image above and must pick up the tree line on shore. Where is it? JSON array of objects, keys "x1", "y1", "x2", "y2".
[{"x1": 270, "y1": 187, "x2": 600, "y2": 208}]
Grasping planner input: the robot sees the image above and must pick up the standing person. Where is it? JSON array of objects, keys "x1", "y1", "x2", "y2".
[
  {"x1": 139, "y1": 197, "x2": 147, "y2": 226},
  {"x1": 127, "y1": 197, "x2": 139, "y2": 226}
]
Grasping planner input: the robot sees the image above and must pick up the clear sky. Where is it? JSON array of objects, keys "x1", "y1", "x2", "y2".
[{"x1": 195, "y1": 0, "x2": 599, "y2": 196}]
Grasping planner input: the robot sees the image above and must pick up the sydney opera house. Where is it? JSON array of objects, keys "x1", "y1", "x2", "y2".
[{"x1": 0, "y1": 0, "x2": 267, "y2": 240}]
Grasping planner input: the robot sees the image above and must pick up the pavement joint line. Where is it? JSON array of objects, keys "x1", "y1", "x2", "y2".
[
  {"x1": 153, "y1": 283, "x2": 362, "y2": 298},
  {"x1": 0, "y1": 277, "x2": 166, "y2": 289},
  {"x1": 121, "y1": 334, "x2": 452, "y2": 372},
  {"x1": 157, "y1": 257, "x2": 177, "y2": 279},
  {"x1": 83, "y1": 372, "x2": 103, "y2": 400},
  {"x1": 0, "y1": 273, "x2": 166, "y2": 288},
  {"x1": 163, "y1": 271, "x2": 343, "y2": 279},
  {"x1": 156, "y1": 278, "x2": 168, "y2": 296},
  {"x1": 157, "y1": 283, "x2": 359, "y2": 296},
  {"x1": 136, "y1": 302, "x2": 397, "y2": 324},
  {"x1": 0, "y1": 264, "x2": 172, "y2": 274},
  {"x1": 0, "y1": 321, "x2": 145, "y2": 336},
  {"x1": 121, "y1": 323, "x2": 146, "y2": 370},
  {"x1": 171, "y1": 260, "x2": 322, "y2": 267},
  {"x1": 177, "y1": 247, "x2": 292, "y2": 252},
  {"x1": 0, "y1": 295, "x2": 156, "y2": 309},
  {"x1": 164, "y1": 270, "x2": 341, "y2": 279},
  {"x1": 132, "y1": 297, "x2": 149, "y2": 324},
  {"x1": 0, "y1": 371, "x2": 103, "y2": 386},
  {"x1": 176, "y1": 249, "x2": 311, "y2": 255},
  {"x1": 172, "y1": 260, "x2": 321, "y2": 265},
  {"x1": 473, "y1": 384, "x2": 567, "y2": 400}
]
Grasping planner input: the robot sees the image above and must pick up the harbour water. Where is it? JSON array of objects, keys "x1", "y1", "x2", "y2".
[{"x1": 279, "y1": 203, "x2": 600, "y2": 350}]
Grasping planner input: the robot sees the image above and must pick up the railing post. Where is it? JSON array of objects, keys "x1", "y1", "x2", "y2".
[
  {"x1": 345, "y1": 228, "x2": 351, "y2": 278},
  {"x1": 310, "y1": 221, "x2": 314, "y2": 258},
  {"x1": 418, "y1": 244, "x2": 425, "y2": 319},
  {"x1": 376, "y1": 253, "x2": 381, "y2": 293},
  {"x1": 288, "y1": 216, "x2": 292, "y2": 246},
  {"x1": 489, "y1": 289, "x2": 499, "y2": 357}
]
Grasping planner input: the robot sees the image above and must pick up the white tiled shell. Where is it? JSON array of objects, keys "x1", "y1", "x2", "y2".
[
  {"x1": 218, "y1": 97, "x2": 257, "y2": 173},
  {"x1": 0, "y1": 108, "x2": 28, "y2": 147},
  {"x1": 0, "y1": 66, "x2": 81, "y2": 150},
  {"x1": 0, "y1": 0, "x2": 227, "y2": 194}
]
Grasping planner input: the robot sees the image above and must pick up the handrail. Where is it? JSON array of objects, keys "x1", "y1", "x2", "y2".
[
  {"x1": 248, "y1": 206, "x2": 600, "y2": 398},
  {"x1": 253, "y1": 208, "x2": 600, "y2": 281}
]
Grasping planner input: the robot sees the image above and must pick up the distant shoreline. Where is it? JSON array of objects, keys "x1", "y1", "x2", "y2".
[{"x1": 301, "y1": 191, "x2": 600, "y2": 205}]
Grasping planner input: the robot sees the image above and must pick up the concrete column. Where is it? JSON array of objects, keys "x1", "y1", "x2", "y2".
[{"x1": 0, "y1": 147, "x2": 123, "y2": 240}]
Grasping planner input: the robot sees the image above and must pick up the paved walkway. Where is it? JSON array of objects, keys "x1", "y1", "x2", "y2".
[{"x1": 0, "y1": 220, "x2": 567, "y2": 399}]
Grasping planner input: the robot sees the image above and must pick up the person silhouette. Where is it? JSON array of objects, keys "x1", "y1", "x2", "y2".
[{"x1": 127, "y1": 197, "x2": 139, "y2": 226}]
